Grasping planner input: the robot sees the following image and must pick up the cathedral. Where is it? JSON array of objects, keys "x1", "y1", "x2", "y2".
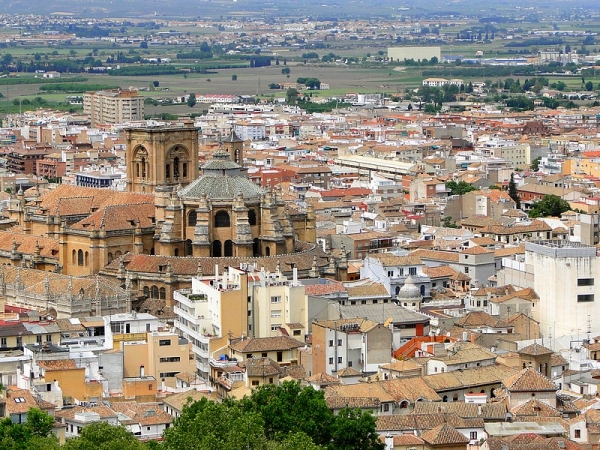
[{"x1": 4, "y1": 123, "x2": 336, "y2": 309}]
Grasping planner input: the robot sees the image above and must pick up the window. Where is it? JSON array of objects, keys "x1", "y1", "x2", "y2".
[
  {"x1": 0, "y1": 337, "x2": 6, "y2": 347},
  {"x1": 159, "y1": 372, "x2": 178, "y2": 378},
  {"x1": 464, "y1": 266, "x2": 469, "y2": 273},
  {"x1": 575, "y1": 430, "x2": 581, "y2": 439},
  {"x1": 77, "y1": 249, "x2": 84, "y2": 266},
  {"x1": 329, "y1": 340, "x2": 334, "y2": 347},
  {"x1": 329, "y1": 357, "x2": 334, "y2": 365},
  {"x1": 16, "y1": 337, "x2": 22, "y2": 347},
  {"x1": 387, "y1": 270, "x2": 394, "y2": 277},
  {"x1": 338, "y1": 339, "x2": 342, "y2": 346},
  {"x1": 271, "y1": 296, "x2": 281, "y2": 303},
  {"x1": 578, "y1": 294, "x2": 594, "y2": 302},
  {"x1": 470, "y1": 432, "x2": 478, "y2": 440},
  {"x1": 270, "y1": 325, "x2": 281, "y2": 331},
  {"x1": 271, "y1": 310, "x2": 282, "y2": 318},
  {"x1": 159, "y1": 339, "x2": 171, "y2": 346},
  {"x1": 252, "y1": 380, "x2": 259, "y2": 386},
  {"x1": 248, "y1": 209, "x2": 257, "y2": 226},
  {"x1": 214, "y1": 210, "x2": 230, "y2": 227},
  {"x1": 578, "y1": 278, "x2": 594, "y2": 286},
  {"x1": 409, "y1": 267, "x2": 417, "y2": 276},
  {"x1": 262, "y1": 353, "x2": 267, "y2": 358},
  {"x1": 188, "y1": 210, "x2": 197, "y2": 226},
  {"x1": 293, "y1": 330, "x2": 301, "y2": 336},
  {"x1": 159, "y1": 357, "x2": 180, "y2": 363},
  {"x1": 383, "y1": 404, "x2": 390, "y2": 412},
  {"x1": 337, "y1": 356, "x2": 342, "y2": 364},
  {"x1": 37, "y1": 335, "x2": 42, "y2": 344},
  {"x1": 46, "y1": 334, "x2": 52, "y2": 343},
  {"x1": 277, "y1": 351, "x2": 283, "y2": 362}
]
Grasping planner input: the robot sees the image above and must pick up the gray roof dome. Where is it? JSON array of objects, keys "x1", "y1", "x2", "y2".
[
  {"x1": 179, "y1": 150, "x2": 264, "y2": 200},
  {"x1": 398, "y1": 275, "x2": 421, "y2": 299}
]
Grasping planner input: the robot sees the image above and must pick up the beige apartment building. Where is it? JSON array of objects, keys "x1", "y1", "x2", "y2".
[{"x1": 83, "y1": 89, "x2": 144, "y2": 126}]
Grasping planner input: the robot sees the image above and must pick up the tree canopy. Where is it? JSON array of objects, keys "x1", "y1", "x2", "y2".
[
  {"x1": 445, "y1": 180, "x2": 476, "y2": 195},
  {"x1": 163, "y1": 381, "x2": 383, "y2": 450},
  {"x1": 529, "y1": 194, "x2": 570, "y2": 218}
]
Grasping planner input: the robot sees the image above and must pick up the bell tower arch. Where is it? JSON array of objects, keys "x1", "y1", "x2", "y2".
[{"x1": 124, "y1": 122, "x2": 199, "y2": 193}]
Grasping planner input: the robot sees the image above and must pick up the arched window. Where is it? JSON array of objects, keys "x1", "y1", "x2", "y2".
[
  {"x1": 212, "y1": 240, "x2": 222, "y2": 257},
  {"x1": 151, "y1": 285, "x2": 159, "y2": 299},
  {"x1": 453, "y1": 393, "x2": 459, "y2": 402},
  {"x1": 108, "y1": 252, "x2": 113, "y2": 263},
  {"x1": 85, "y1": 251, "x2": 89, "y2": 267},
  {"x1": 136, "y1": 163, "x2": 140, "y2": 178},
  {"x1": 480, "y1": 389, "x2": 486, "y2": 394},
  {"x1": 399, "y1": 401, "x2": 409, "y2": 409},
  {"x1": 185, "y1": 239, "x2": 193, "y2": 256},
  {"x1": 214, "y1": 210, "x2": 230, "y2": 227},
  {"x1": 141, "y1": 157, "x2": 146, "y2": 178},
  {"x1": 395, "y1": 286, "x2": 400, "y2": 295},
  {"x1": 188, "y1": 210, "x2": 197, "y2": 226},
  {"x1": 173, "y1": 157, "x2": 180, "y2": 180},
  {"x1": 248, "y1": 209, "x2": 257, "y2": 226},
  {"x1": 159, "y1": 287, "x2": 166, "y2": 300},
  {"x1": 420, "y1": 285, "x2": 425, "y2": 296},
  {"x1": 174, "y1": 248, "x2": 179, "y2": 257},
  {"x1": 78, "y1": 249, "x2": 84, "y2": 266},
  {"x1": 165, "y1": 164, "x2": 170, "y2": 179},
  {"x1": 150, "y1": 248, "x2": 155, "y2": 255},
  {"x1": 143, "y1": 286, "x2": 150, "y2": 297},
  {"x1": 182, "y1": 163, "x2": 187, "y2": 178},
  {"x1": 224, "y1": 240, "x2": 233, "y2": 257},
  {"x1": 115, "y1": 250, "x2": 122, "y2": 258},
  {"x1": 265, "y1": 246, "x2": 271, "y2": 256},
  {"x1": 72, "y1": 250, "x2": 76, "y2": 265},
  {"x1": 253, "y1": 238, "x2": 260, "y2": 257},
  {"x1": 443, "y1": 395, "x2": 448, "y2": 402}
]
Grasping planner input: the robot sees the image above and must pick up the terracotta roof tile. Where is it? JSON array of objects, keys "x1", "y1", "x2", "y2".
[{"x1": 421, "y1": 424, "x2": 470, "y2": 445}]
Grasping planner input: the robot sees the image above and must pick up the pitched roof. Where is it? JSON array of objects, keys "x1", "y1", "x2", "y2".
[
  {"x1": 421, "y1": 424, "x2": 470, "y2": 445},
  {"x1": 230, "y1": 336, "x2": 304, "y2": 353},
  {"x1": 518, "y1": 343, "x2": 554, "y2": 356},
  {"x1": 502, "y1": 367, "x2": 558, "y2": 392}
]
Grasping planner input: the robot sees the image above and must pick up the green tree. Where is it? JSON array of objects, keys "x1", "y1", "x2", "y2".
[
  {"x1": 26, "y1": 408, "x2": 54, "y2": 438},
  {"x1": 281, "y1": 67, "x2": 290, "y2": 75},
  {"x1": 585, "y1": 81, "x2": 594, "y2": 91},
  {"x1": 329, "y1": 408, "x2": 384, "y2": 450},
  {"x1": 240, "y1": 381, "x2": 333, "y2": 445},
  {"x1": 442, "y1": 216, "x2": 458, "y2": 228},
  {"x1": 529, "y1": 194, "x2": 570, "y2": 218},
  {"x1": 445, "y1": 180, "x2": 476, "y2": 195},
  {"x1": 286, "y1": 88, "x2": 299, "y2": 104},
  {"x1": 162, "y1": 398, "x2": 267, "y2": 450},
  {"x1": 531, "y1": 157, "x2": 542, "y2": 171},
  {"x1": 152, "y1": 80, "x2": 159, "y2": 87},
  {"x1": 508, "y1": 173, "x2": 521, "y2": 209},
  {"x1": 187, "y1": 93, "x2": 196, "y2": 108},
  {"x1": 231, "y1": 74, "x2": 238, "y2": 81},
  {"x1": 62, "y1": 422, "x2": 147, "y2": 450}
]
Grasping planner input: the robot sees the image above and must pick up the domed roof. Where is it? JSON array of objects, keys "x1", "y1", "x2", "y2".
[
  {"x1": 179, "y1": 150, "x2": 264, "y2": 200},
  {"x1": 398, "y1": 275, "x2": 422, "y2": 299},
  {"x1": 179, "y1": 175, "x2": 264, "y2": 200}
]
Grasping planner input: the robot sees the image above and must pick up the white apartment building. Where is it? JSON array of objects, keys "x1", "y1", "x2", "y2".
[
  {"x1": 502, "y1": 242, "x2": 600, "y2": 338},
  {"x1": 83, "y1": 89, "x2": 144, "y2": 127}
]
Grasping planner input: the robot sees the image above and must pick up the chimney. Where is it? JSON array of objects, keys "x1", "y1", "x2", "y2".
[
  {"x1": 140, "y1": 365, "x2": 145, "y2": 378},
  {"x1": 293, "y1": 268, "x2": 298, "y2": 285}
]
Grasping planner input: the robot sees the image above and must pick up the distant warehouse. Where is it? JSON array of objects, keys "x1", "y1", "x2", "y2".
[{"x1": 388, "y1": 46, "x2": 441, "y2": 62}]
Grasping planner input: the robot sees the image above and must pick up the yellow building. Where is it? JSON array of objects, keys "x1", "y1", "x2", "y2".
[
  {"x1": 122, "y1": 331, "x2": 195, "y2": 388},
  {"x1": 37, "y1": 359, "x2": 103, "y2": 405}
]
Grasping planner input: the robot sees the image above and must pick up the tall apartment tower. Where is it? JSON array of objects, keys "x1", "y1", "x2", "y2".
[{"x1": 83, "y1": 89, "x2": 144, "y2": 127}]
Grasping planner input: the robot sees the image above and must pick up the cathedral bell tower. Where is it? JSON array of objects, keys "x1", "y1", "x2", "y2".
[{"x1": 124, "y1": 122, "x2": 199, "y2": 193}]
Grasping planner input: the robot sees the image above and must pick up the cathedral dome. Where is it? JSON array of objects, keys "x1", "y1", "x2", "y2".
[
  {"x1": 398, "y1": 275, "x2": 421, "y2": 299},
  {"x1": 178, "y1": 151, "x2": 264, "y2": 200}
]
